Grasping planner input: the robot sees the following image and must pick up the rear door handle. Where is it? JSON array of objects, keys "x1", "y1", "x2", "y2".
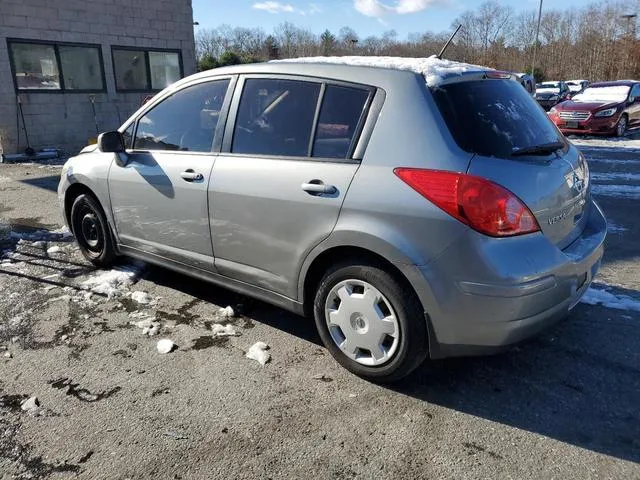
[
  {"x1": 301, "y1": 182, "x2": 337, "y2": 195},
  {"x1": 180, "y1": 169, "x2": 204, "y2": 182}
]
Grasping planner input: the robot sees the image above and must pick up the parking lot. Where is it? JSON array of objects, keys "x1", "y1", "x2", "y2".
[{"x1": 1, "y1": 135, "x2": 639, "y2": 479}]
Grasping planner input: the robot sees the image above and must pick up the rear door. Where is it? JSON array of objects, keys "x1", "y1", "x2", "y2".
[
  {"x1": 432, "y1": 78, "x2": 590, "y2": 249},
  {"x1": 210, "y1": 76, "x2": 373, "y2": 298},
  {"x1": 109, "y1": 77, "x2": 232, "y2": 270}
]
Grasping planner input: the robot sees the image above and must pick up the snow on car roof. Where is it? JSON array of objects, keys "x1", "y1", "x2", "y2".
[{"x1": 272, "y1": 56, "x2": 494, "y2": 87}]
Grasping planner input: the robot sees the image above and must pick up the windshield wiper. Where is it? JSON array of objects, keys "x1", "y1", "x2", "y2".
[{"x1": 511, "y1": 141, "x2": 565, "y2": 157}]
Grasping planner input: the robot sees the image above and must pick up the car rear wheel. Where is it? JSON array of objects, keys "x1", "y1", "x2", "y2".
[
  {"x1": 313, "y1": 260, "x2": 428, "y2": 383},
  {"x1": 70, "y1": 193, "x2": 116, "y2": 268},
  {"x1": 615, "y1": 115, "x2": 628, "y2": 137}
]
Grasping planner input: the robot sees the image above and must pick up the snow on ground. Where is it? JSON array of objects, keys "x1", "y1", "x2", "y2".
[
  {"x1": 591, "y1": 184, "x2": 640, "y2": 200},
  {"x1": 273, "y1": 56, "x2": 492, "y2": 86},
  {"x1": 571, "y1": 136, "x2": 640, "y2": 151},
  {"x1": 581, "y1": 285, "x2": 640, "y2": 312},
  {"x1": 591, "y1": 172, "x2": 640, "y2": 182},
  {"x1": 607, "y1": 221, "x2": 628, "y2": 233},
  {"x1": 211, "y1": 324, "x2": 238, "y2": 337},
  {"x1": 246, "y1": 342, "x2": 270, "y2": 365},
  {"x1": 81, "y1": 263, "x2": 144, "y2": 298}
]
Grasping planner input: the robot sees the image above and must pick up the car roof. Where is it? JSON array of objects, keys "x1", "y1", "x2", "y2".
[
  {"x1": 589, "y1": 80, "x2": 638, "y2": 87},
  {"x1": 174, "y1": 56, "x2": 496, "y2": 90}
]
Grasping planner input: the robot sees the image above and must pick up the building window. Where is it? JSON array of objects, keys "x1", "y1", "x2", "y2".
[
  {"x1": 112, "y1": 47, "x2": 182, "y2": 92},
  {"x1": 8, "y1": 39, "x2": 105, "y2": 92}
]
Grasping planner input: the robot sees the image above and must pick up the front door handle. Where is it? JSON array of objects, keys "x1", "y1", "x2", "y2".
[
  {"x1": 180, "y1": 169, "x2": 204, "y2": 182},
  {"x1": 301, "y1": 182, "x2": 337, "y2": 195}
]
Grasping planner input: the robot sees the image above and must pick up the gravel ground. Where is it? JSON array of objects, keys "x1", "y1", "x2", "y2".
[{"x1": 1, "y1": 137, "x2": 639, "y2": 479}]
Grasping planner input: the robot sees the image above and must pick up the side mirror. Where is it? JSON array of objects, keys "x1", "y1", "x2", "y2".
[
  {"x1": 629, "y1": 96, "x2": 636, "y2": 104},
  {"x1": 97, "y1": 131, "x2": 125, "y2": 153}
]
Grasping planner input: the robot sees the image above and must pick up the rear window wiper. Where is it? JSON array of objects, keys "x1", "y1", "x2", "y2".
[{"x1": 511, "y1": 142, "x2": 565, "y2": 157}]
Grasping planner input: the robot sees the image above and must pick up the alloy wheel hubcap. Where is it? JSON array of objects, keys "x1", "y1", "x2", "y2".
[{"x1": 325, "y1": 279, "x2": 400, "y2": 366}]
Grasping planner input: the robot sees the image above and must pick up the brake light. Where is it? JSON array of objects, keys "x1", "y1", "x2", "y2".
[{"x1": 394, "y1": 168, "x2": 540, "y2": 237}]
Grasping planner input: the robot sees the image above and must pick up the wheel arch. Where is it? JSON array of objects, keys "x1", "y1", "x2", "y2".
[{"x1": 301, "y1": 243, "x2": 420, "y2": 318}]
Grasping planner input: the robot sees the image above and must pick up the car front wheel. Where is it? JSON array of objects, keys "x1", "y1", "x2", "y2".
[
  {"x1": 70, "y1": 193, "x2": 116, "y2": 268},
  {"x1": 313, "y1": 260, "x2": 428, "y2": 383},
  {"x1": 615, "y1": 115, "x2": 628, "y2": 137}
]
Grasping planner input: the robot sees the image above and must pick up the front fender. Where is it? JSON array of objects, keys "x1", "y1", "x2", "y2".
[{"x1": 59, "y1": 152, "x2": 115, "y2": 228}]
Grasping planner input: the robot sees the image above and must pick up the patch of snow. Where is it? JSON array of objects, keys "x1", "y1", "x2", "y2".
[
  {"x1": 572, "y1": 137, "x2": 640, "y2": 151},
  {"x1": 131, "y1": 291, "x2": 153, "y2": 304},
  {"x1": 46, "y1": 246, "x2": 62, "y2": 254},
  {"x1": 591, "y1": 172, "x2": 640, "y2": 182},
  {"x1": 81, "y1": 264, "x2": 143, "y2": 298},
  {"x1": 211, "y1": 324, "x2": 238, "y2": 337},
  {"x1": 219, "y1": 306, "x2": 235, "y2": 318},
  {"x1": 581, "y1": 285, "x2": 640, "y2": 312},
  {"x1": 157, "y1": 339, "x2": 176, "y2": 354},
  {"x1": 31, "y1": 241, "x2": 46, "y2": 248},
  {"x1": 585, "y1": 157, "x2": 640, "y2": 166},
  {"x1": 133, "y1": 318, "x2": 160, "y2": 336},
  {"x1": 3, "y1": 351, "x2": 12, "y2": 358},
  {"x1": 272, "y1": 56, "x2": 493, "y2": 87},
  {"x1": 20, "y1": 396, "x2": 39, "y2": 412},
  {"x1": 591, "y1": 184, "x2": 640, "y2": 200},
  {"x1": 246, "y1": 341, "x2": 270, "y2": 365},
  {"x1": 607, "y1": 221, "x2": 628, "y2": 233}
]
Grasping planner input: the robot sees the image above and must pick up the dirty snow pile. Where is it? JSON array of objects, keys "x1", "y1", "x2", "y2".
[
  {"x1": 581, "y1": 285, "x2": 640, "y2": 312},
  {"x1": 131, "y1": 290, "x2": 153, "y2": 305},
  {"x1": 246, "y1": 342, "x2": 270, "y2": 365},
  {"x1": 211, "y1": 323, "x2": 238, "y2": 337},
  {"x1": 133, "y1": 317, "x2": 161, "y2": 336},
  {"x1": 157, "y1": 339, "x2": 176, "y2": 354},
  {"x1": 80, "y1": 263, "x2": 144, "y2": 298},
  {"x1": 273, "y1": 56, "x2": 492, "y2": 87}
]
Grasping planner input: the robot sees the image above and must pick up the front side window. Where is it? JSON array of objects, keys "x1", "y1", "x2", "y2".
[
  {"x1": 113, "y1": 48, "x2": 182, "y2": 92},
  {"x1": 313, "y1": 85, "x2": 369, "y2": 159},
  {"x1": 232, "y1": 78, "x2": 321, "y2": 157},
  {"x1": 8, "y1": 40, "x2": 104, "y2": 92},
  {"x1": 133, "y1": 79, "x2": 229, "y2": 152}
]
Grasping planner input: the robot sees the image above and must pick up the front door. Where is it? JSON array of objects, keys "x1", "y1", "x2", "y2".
[
  {"x1": 109, "y1": 78, "x2": 231, "y2": 270},
  {"x1": 210, "y1": 76, "x2": 373, "y2": 298}
]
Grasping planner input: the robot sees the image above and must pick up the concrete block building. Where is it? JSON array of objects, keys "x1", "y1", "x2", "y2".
[{"x1": 0, "y1": 0, "x2": 197, "y2": 155}]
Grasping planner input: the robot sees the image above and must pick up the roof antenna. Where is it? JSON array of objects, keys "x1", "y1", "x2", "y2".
[{"x1": 436, "y1": 24, "x2": 462, "y2": 60}]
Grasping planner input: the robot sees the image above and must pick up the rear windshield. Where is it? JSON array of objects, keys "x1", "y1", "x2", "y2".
[{"x1": 431, "y1": 79, "x2": 564, "y2": 159}]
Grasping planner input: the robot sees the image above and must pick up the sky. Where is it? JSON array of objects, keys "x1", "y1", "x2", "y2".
[{"x1": 192, "y1": 0, "x2": 589, "y2": 38}]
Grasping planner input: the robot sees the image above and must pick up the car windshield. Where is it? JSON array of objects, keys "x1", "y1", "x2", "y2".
[
  {"x1": 537, "y1": 82, "x2": 560, "y2": 92},
  {"x1": 431, "y1": 79, "x2": 564, "y2": 159},
  {"x1": 572, "y1": 86, "x2": 630, "y2": 103}
]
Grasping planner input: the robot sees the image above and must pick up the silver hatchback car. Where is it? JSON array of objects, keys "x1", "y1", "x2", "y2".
[{"x1": 58, "y1": 57, "x2": 606, "y2": 382}]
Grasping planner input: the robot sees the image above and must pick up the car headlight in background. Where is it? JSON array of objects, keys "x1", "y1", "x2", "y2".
[{"x1": 594, "y1": 108, "x2": 617, "y2": 117}]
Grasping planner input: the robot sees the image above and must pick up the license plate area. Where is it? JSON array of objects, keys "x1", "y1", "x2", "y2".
[{"x1": 566, "y1": 121, "x2": 579, "y2": 129}]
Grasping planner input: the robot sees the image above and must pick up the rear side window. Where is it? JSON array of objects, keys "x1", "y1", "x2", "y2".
[
  {"x1": 432, "y1": 79, "x2": 563, "y2": 159},
  {"x1": 134, "y1": 79, "x2": 229, "y2": 152},
  {"x1": 232, "y1": 78, "x2": 321, "y2": 157},
  {"x1": 312, "y1": 85, "x2": 369, "y2": 159}
]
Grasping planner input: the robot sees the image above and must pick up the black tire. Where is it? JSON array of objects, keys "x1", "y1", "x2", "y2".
[
  {"x1": 70, "y1": 193, "x2": 116, "y2": 267},
  {"x1": 313, "y1": 260, "x2": 428, "y2": 383},
  {"x1": 615, "y1": 114, "x2": 628, "y2": 137}
]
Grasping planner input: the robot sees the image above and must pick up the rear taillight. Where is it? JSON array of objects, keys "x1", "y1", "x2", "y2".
[{"x1": 394, "y1": 168, "x2": 540, "y2": 237}]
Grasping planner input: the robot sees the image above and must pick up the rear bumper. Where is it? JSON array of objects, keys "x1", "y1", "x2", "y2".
[{"x1": 400, "y1": 199, "x2": 607, "y2": 358}]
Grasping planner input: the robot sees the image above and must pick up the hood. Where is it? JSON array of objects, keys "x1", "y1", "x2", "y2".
[
  {"x1": 536, "y1": 88, "x2": 560, "y2": 96},
  {"x1": 555, "y1": 100, "x2": 621, "y2": 112}
]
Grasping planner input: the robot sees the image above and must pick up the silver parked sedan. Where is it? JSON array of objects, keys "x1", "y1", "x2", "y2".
[{"x1": 58, "y1": 58, "x2": 606, "y2": 382}]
